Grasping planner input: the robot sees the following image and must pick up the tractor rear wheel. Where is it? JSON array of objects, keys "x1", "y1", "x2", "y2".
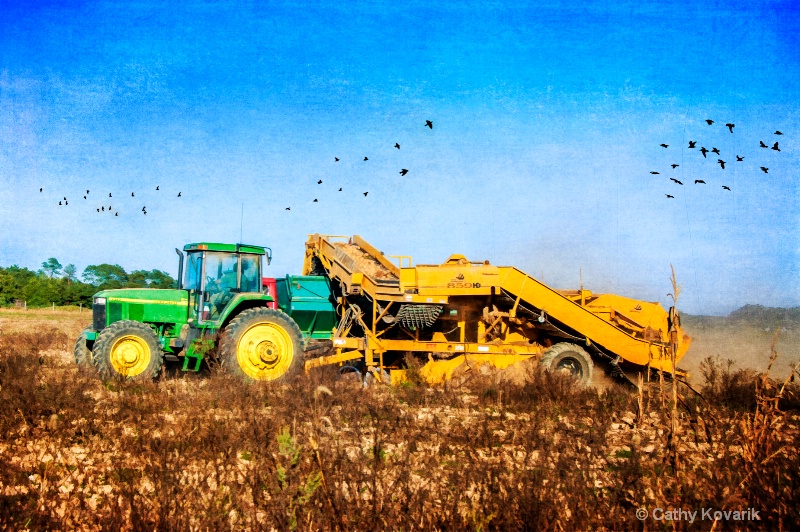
[
  {"x1": 74, "y1": 326, "x2": 95, "y2": 367},
  {"x1": 93, "y1": 321, "x2": 163, "y2": 380},
  {"x1": 539, "y1": 342, "x2": 593, "y2": 386},
  {"x1": 219, "y1": 308, "x2": 304, "y2": 382}
]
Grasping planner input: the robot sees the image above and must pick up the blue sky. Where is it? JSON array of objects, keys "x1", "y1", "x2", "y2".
[{"x1": 1, "y1": 0, "x2": 798, "y2": 314}]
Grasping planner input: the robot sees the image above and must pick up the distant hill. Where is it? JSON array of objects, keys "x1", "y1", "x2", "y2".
[
  {"x1": 727, "y1": 304, "x2": 800, "y2": 323},
  {"x1": 682, "y1": 304, "x2": 800, "y2": 335}
]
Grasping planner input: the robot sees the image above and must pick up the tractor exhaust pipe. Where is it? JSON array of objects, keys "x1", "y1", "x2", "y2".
[{"x1": 175, "y1": 248, "x2": 184, "y2": 289}]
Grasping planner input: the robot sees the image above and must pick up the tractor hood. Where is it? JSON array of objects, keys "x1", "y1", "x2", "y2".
[{"x1": 93, "y1": 288, "x2": 189, "y2": 329}]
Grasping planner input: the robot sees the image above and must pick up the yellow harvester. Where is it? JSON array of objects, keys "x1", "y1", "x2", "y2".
[{"x1": 303, "y1": 234, "x2": 691, "y2": 385}]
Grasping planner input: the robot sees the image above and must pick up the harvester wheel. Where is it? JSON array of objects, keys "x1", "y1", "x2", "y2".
[
  {"x1": 93, "y1": 321, "x2": 163, "y2": 381},
  {"x1": 539, "y1": 343, "x2": 593, "y2": 386},
  {"x1": 74, "y1": 326, "x2": 95, "y2": 367},
  {"x1": 219, "y1": 308, "x2": 304, "y2": 382}
]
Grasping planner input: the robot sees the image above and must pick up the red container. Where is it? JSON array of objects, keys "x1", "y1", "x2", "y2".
[{"x1": 262, "y1": 277, "x2": 278, "y2": 309}]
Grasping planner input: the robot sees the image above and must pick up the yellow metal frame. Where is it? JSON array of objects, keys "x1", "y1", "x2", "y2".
[{"x1": 302, "y1": 234, "x2": 692, "y2": 382}]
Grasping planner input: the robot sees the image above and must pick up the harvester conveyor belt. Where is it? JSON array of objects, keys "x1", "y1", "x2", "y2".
[{"x1": 496, "y1": 267, "x2": 673, "y2": 369}]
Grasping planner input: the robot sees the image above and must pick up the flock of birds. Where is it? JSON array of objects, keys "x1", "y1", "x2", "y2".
[
  {"x1": 653, "y1": 119, "x2": 785, "y2": 199},
  {"x1": 39, "y1": 116, "x2": 786, "y2": 213},
  {"x1": 283, "y1": 119, "x2": 434, "y2": 211},
  {"x1": 39, "y1": 118, "x2": 437, "y2": 217},
  {"x1": 43, "y1": 185, "x2": 181, "y2": 216}
]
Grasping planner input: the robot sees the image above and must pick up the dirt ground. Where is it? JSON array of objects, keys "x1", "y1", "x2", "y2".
[
  {"x1": 1, "y1": 306, "x2": 797, "y2": 529},
  {"x1": 0, "y1": 307, "x2": 90, "y2": 338}
]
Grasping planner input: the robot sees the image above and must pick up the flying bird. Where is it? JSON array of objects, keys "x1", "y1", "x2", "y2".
[
  {"x1": 84, "y1": 196, "x2": 86, "y2": 199},
  {"x1": 394, "y1": 143, "x2": 400, "y2": 149},
  {"x1": 132, "y1": 192, "x2": 134, "y2": 196},
  {"x1": 760, "y1": 141, "x2": 768, "y2": 148},
  {"x1": 143, "y1": 211, "x2": 146, "y2": 215},
  {"x1": 695, "y1": 180, "x2": 706, "y2": 184},
  {"x1": 660, "y1": 144, "x2": 669, "y2": 148},
  {"x1": 313, "y1": 199, "x2": 318, "y2": 202},
  {"x1": 772, "y1": 142, "x2": 780, "y2": 152},
  {"x1": 425, "y1": 120, "x2": 433, "y2": 129},
  {"x1": 65, "y1": 201, "x2": 68, "y2": 205},
  {"x1": 40, "y1": 188, "x2": 42, "y2": 192},
  {"x1": 115, "y1": 212, "x2": 118, "y2": 216},
  {"x1": 775, "y1": 131, "x2": 783, "y2": 135},
  {"x1": 364, "y1": 157, "x2": 368, "y2": 161},
  {"x1": 650, "y1": 171, "x2": 660, "y2": 175},
  {"x1": 63, "y1": 197, "x2": 67, "y2": 201},
  {"x1": 700, "y1": 147, "x2": 709, "y2": 158},
  {"x1": 338, "y1": 187, "x2": 342, "y2": 191},
  {"x1": 711, "y1": 147, "x2": 720, "y2": 155},
  {"x1": 178, "y1": 192, "x2": 181, "y2": 197},
  {"x1": 688, "y1": 141, "x2": 696, "y2": 148},
  {"x1": 86, "y1": 190, "x2": 89, "y2": 194},
  {"x1": 671, "y1": 164, "x2": 679, "y2": 169},
  {"x1": 722, "y1": 186, "x2": 731, "y2": 191},
  {"x1": 96, "y1": 208, "x2": 99, "y2": 212},
  {"x1": 400, "y1": 169, "x2": 409, "y2": 176},
  {"x1": 285, "y1": 207, "x2": 290, "y2": 210},
  {"x1": 156, "y1": 186, "x2": 159, "y2": 190},
  {"x1": 761, "y1": 167, "x2": 768, "y2": 173},
  {"x1": 736, "y1": 155, "x2": 744, "y2": 161},
  {"x1": 718, "y1": 159, "x2": 726, "y2": 169},
  {"x1": 705, "y1": 119, "x2": 714, "y2": 125},
  {"x1": 670, "y1": 178, "x2": 683, "y2": 185},
  {"x1": 363, "y1": 191, "x2": 369, "y2": 196},
  {"x1": 665, "y1": 194, "x2": 674, "y2": 199},
  {"x1": 335, "y1": 157, "x2": 339, "y2": 162},
  {"x1": 726, "y1": 123, "x2": 735, "y2": 133},
  {"x1": 101, "y1": 206, "x2": 104, "y2": 211},
  {"x1": 317, "y1": 179, "x2": 322, "y2": 184}
]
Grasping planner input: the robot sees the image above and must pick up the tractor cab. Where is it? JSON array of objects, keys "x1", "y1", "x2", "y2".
[{"x1": 180, "y1": 243, "x2": 272, "y2": 323}]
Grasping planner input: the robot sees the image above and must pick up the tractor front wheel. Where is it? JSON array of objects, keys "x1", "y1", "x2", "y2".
[
  {"x1": 539, "y1": 342, "x2": 593, "y2": 386},
  {"x1": 219, "y1": 308, "x2": 304, "y2": 382},
  {"x1": 93, "y1": 321, "x2": 163, "y2": 381},
  {"x1": 74, "y1": 326, "x2": 95, "y2": 367}
]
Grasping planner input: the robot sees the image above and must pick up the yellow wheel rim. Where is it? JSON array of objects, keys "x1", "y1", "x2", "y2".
[
  {"x1": 109, "y1": 335, "x2": 151, "y2": 377},
  {"x1": 236, "y1": 323, "x2": 294, "y2": 381}
]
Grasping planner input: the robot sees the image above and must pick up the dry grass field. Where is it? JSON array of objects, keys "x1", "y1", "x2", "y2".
[{"x1": 0, "y1": 308, "x2": 798, "y2": 530}]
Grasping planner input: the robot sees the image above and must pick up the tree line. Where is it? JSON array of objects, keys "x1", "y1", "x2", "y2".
[{"x1": 0, "y1": 258, "x2": 176, "y2": 308}]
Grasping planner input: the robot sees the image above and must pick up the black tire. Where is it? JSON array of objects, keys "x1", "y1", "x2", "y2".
[
  {"x1": 219, "y1": 308, "x2": 304, "y2": 382},
  {"x1": 74, "y1": 326, "x2": 95, "y2": 367},
  {"x1": 539, "y1": 342, "x2": 593, "y2": 386},
  {"x1": 93, "y1": 320, "x2": 163, "y2": 381}
]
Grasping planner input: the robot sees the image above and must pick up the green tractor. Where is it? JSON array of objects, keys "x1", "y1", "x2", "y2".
[{"x1": 74, "y1": 243, "x2": 337, "y2": 381}]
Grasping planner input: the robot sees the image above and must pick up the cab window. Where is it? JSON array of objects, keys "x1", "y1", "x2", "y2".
[
  {"x1": 205, "y1": 252, "x2": 238, "y2": 318},
  {"x1": 240, "y1": 254, "x2": 261, "y2": 293}
]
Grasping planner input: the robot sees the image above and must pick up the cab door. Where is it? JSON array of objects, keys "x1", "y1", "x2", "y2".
[{"x1": 183, "y1": 251, "x2": 205, "y2": 322}]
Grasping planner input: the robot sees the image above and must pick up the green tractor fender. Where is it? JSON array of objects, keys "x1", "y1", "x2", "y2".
[{"x1": 217, "y1": 293, "x2": 278, "y2": 329}]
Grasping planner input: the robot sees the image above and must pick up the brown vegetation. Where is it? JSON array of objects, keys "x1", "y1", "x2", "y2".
[{"x1": 0, "y1": 314, "x2": 798, "y2": 530}]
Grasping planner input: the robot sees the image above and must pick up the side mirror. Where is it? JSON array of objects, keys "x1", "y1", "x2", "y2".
[{"x1": 175, "y1": 248, "x2": 184, "y2": 289}]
